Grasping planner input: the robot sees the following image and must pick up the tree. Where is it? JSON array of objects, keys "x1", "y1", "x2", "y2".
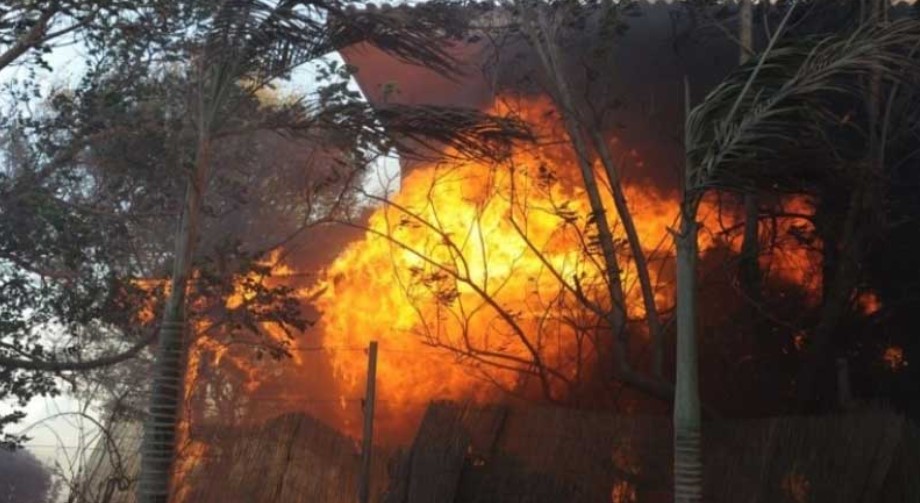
[
  {"x1": 508, "y1": 0, "x2": 673, "y2": 401},
  {"x1": 672, "y1": 3, "x2": 754, "y2": 501},
  {"x1": 0, "y1": 1, "x2": 114, "y2": 72},
  {"x1": 0, "y1": 0, "x2": 526, "y2": 489},
  {"x1": 0, "y1": 0, "x2": 195, "y2": 450},
  {"x1": 334, "y1": 99, "x2": 632, "y2": 403},
  {"x1": 681, "y1": 13, "x2": 920, "y2": 502},
  {"x1": 326, "y1": 1, "x2": 679, "y2": 409}
]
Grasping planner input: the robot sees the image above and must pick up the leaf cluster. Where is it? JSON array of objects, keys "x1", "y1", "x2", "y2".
[{"x1": 686, "y1": 18, "x2": 920, "y2": 194}]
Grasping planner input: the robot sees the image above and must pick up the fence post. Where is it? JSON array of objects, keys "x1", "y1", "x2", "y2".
[{"x1": 358, "y1": 341, "x2": 378, "y2": 503}]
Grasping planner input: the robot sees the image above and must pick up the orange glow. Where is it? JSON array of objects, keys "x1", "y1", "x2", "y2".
[
  {"x1": 760, "y1": 196, "x2": 822, "y2": 298},
  {"x1": 610, "y1": 440, "x2": 640, "y2": 503},
  {"x1": 165, "y1": 96, "x2": 822, "y2": 450},
  {"x1": 173, "y1": 251, "x2": 310, "y2": 500},
  {"x1": 857, "y1": 291, "x2": 882, "y2": 315},
  {"x1": 781, "y1": 470, "x2": 811, "y2": 503},
  {"x1": 611, "y1": 481, "x2": 638, "y2": 503},
  {"x1": 315, "y1": 97, "x2": 680, "y2": 436},
  {"x1": 883, "y1": 346, "x2": 907, "y2": 372},
  {"x1": 129, "y1": 278, "x2": 170, "y2": 324},
  {"x1": 793, "y1": 332, "x2": 807, "y2": 352},
  {"x1": 310, "y1": 96, "x2": 821, "y2": 437}
]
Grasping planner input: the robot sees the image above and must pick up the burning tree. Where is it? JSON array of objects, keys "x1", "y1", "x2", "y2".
[
  {"x1": 679, "y1": 9, "x2": 920, "y2": 502},
  {"x1": 5, "y1": 1, "x2": 920, "y2": 502},
  {"x1": 321, "y1": 94, "x2": 728, "y2": 410},
  {"x1": 314, "y1": 2, "x2": 920, "y2": 501}
]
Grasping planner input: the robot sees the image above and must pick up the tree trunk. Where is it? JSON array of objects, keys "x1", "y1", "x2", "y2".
[
  {"x1": 138, "y1": 132, "x2": 211, "y2": 503},
  {"x1": 673, "y1": 200, "x2": 702, "y2": 503},
  {"x1": 795, "y1": 164, "x2": 867, "y2": 409},
  {"x1": 517, "y1": 3, "x2": 674, "y2": 401},
  {"x1": 591, "y1": 135, "x2": 666, "y2": 376},
  {"x1": 737, "y1": 0, "x2": 764, "y2": 347},
  {"x1": 523, "y1": 8, "x2": 628, "y2": 343},
  {"x1": 796, "y1": 0, "x2": 887, "y2": 410}
]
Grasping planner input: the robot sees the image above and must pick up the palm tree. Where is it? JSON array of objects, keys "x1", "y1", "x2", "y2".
[
  {"x1": 676, "y1": 14, "x2": 920, "y2": 503},
  {"x1": 136, "y1": 2, "x2": 528, "y2": 502}
]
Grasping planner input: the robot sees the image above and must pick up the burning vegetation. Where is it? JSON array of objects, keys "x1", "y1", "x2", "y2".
[
  {"x1": 4, "y1": 1, "x2": 920, "y2": 502},
  {"x1": 309, "y1": 95, "x2": 823, "y2": 435},
  {"x1": 165, "y1": 90, "x2": 833, "y2": 495}
]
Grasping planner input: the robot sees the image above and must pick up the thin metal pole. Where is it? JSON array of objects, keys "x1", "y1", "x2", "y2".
[{"x1": 358, "y1": 341, "x2": 378, "y2": 503}]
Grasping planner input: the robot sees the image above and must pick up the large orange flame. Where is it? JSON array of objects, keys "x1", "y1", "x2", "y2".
[
  {"x1": 165, "y1": 96, "x2": 822, "y2": 451},
  {"x1": 308, "y1": 96, "x2": 821, "y2": 438}
]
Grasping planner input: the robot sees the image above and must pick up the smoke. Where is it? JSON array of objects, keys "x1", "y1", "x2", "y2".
[
  {"x1": 342, "y1": 3, "x2": 743, "y2": 191},
  {"x1": 0, "y1": 449, "x2": 54, "y2": 503}
]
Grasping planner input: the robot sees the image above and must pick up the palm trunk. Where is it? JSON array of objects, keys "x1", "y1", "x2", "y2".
[
  {"x1": 138, "y1": 132, "x2": 211, "y2": 503},
  {"x1": 674, "y1": 75, "x2": 702, "y2": 503},
  {"x1": 738, "y1": 0, "x2": 763, "y2": 333},
  {"x1": 673, "y1": 200, "x2": 701, "y2": 503}
]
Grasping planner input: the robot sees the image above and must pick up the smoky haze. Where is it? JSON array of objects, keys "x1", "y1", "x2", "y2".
[{"x1": 341, "y1": 2, "x2": 743, "y2": 191}]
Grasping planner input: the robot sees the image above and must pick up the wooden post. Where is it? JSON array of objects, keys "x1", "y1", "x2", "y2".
[
  {"x1": 358, "y1": 341, "x2": 378, "y2": 503},
  {"x1": 836, "y1": 357, "x2": 853, "y2": 410}
]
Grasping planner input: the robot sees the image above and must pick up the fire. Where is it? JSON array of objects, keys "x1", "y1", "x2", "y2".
[
  {"x1": 857, "y1": 291, "x2": 882, "y2": 315},
  {"x1": 315, "y1": 97, "x2": 672, "y2": 434},
  {"x1": 611, "y1": 481, "x2": 638, "y2": 503},
  {"x1": 882, "y1": 346, "x2": 907, "y2": 372},
  {"x1": 152, "y1": 95, "x2": 822, "y2": 453},
  {"x1": 310, "y1": 96, "x2": 820, "y2": 437},
  {"x1": 781, "y1": 469, "x2": 811, "y2": 503},
  {"x1": 135, "y1": 94, "x2": 824, "y2": 457},
  {"x1": 126, "y1": 94, "x2": 827, "y2": 494},
  {"x1": 759, "y1": 195, "x2": 822, "y2": 299},
  {"x1": 173, "y1": 251, "x2": 309, "y2": 500}
]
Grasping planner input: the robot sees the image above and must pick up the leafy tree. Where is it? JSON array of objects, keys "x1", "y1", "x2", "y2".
[{"x1": 1, "y1": 2, "x2": 528, "y2": 500}]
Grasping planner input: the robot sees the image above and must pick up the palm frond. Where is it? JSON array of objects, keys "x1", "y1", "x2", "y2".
[
  {"x1": 200, "y1": 2, "x2": 537, "y2": 162},
  {"x1": 207, "y1": 0, "x2": 336, "y2": 82},
  {"x1": 373, "y1": 104, "x2": 534, "y2": 160},
  {"x1": 308, "y1": 101, "x2": 534, "y2": 161},
  {"x1": 229, "y1": 94, "x2": 533, "y2": 162},
  {"x1": 206, "y1": 0, "x2": 479, "y2": 87},
  {"x1": 686, "y1": 19, "x2": 920, "y2": 194}
]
